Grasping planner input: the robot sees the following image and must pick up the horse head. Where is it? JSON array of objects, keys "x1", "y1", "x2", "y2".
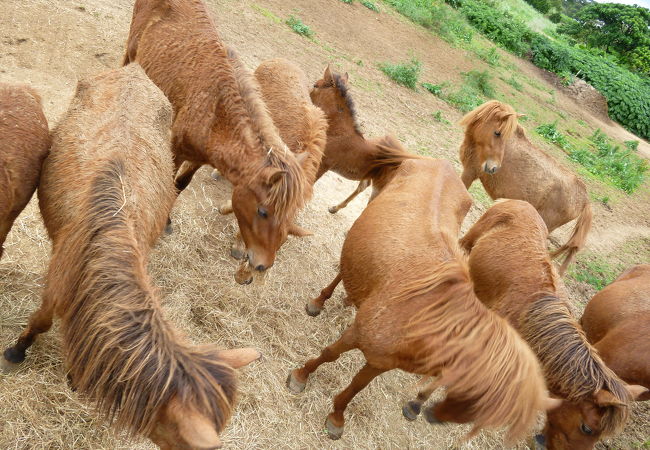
[
  {"x1": 460, "y1": 100, "x2": 519, "y2": 175},
  {"x1": 310, "y1": 65, "x2": 360, "y2": 135},
  {"x1": 537, "y1": 385, "x2": 647, "y2": 449}
]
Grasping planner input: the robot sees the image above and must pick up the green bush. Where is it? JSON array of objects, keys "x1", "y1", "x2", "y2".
[
  {"x1": 525, "y1": 0, "x2": 551, "y2": 14},
  {"x1": 360, "y1": 0, "x2": 380, "y2": 12},
  {"x1": 463, "y1": 70, "x2": 495, "y2": 97},
  {"x1": 286, "y1": 15, "x2": 313, "y2": 38},
  {"x1": 385, "y1": 0, "x2": 473, "y2": 44},
  {"x1": 446, "y1": 85, "x2": 484, "y2": 112},
  {"x1": 476, "y1": 46, "x2": 500, "y2": 66},
  {"x1": 379, "y1": 57, "x2": 422, "y2": 89},
  {"x1": 422, "y1": 82, "x2": 444, "y2": 95}
]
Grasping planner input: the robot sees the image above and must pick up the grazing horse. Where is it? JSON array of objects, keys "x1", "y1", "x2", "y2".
[
  {"x1": 404, "y1": 200, "x2": 641, "y2": 450},
  {"x1": 459, "y1": 101, "x2": 592, "y2": 275},
  {"x1": 214, "y1": 56, "x2": 327, "y2": 283},
  {"x1": 310, "y1": 66, "x2": 419, "y2": 213},
  {"x1": 0, "y1": 84, "x2": 50, "y2": 260},
  {"x1": 1, "y1": 65, "x2": 260, "y2": 449},
  {"x1": 123, "y1": 0, "x2": 311, "y2": 279},
  {"x1": 543, "y1": 264, "x2": 649, "y2": 449},
  {"x1": 288, "y1": 159, "x2": 555, "y2": 443}
]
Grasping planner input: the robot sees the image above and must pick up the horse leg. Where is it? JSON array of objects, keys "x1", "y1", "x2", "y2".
[
  {"x1": 218, "y1": 199, "x2": 233, "y2": 215},
  {"x1": 306, "y1": 273, "x2": 342, "y2": 316},
  {"x1": 2, "y1": 280, "x2": 55, "y2": 370},
  {"x1": 174, "y1": 161, "x2": 202, "y2": 194},
  {"x1": 402, "y1": 379, "x2": 438, "y2": 421},
  {"x1": 423, "y1": 395, "x2": 476, "y2": 425},
  {"x1": 325, "y1": 363, "x2": 386, "y2": 439},
  {"x1": 287, "y1": 326, "x2": 357, "y2": 393},
  {"x1": 328, "y1": 180, "x2": 370, "y2": 214},
  {"x1": 230, "y1": 230, "x2": 246, "y2": 260},
  {"x1": 0, "y1": 216, "x2": 13, "y2": 260}
]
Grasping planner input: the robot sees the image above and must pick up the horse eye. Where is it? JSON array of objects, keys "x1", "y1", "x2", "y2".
[
  {"x1": 494, "y1": 131, "x2": 501, "y2": 137},
  {"x1": 337, "y1": 106, "x2": 344, "y2": 113},
  {"x1": 257, "y1": 206, "x2": 268, "y2": 219},
  {"x1": 580, "y1": 423, "x2": 593, "y2": 435}
]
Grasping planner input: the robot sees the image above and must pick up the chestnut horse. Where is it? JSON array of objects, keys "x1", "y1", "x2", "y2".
[
  {"x1": 404, "y1": 200, "x2": 641, "y2": 449},
  {"x1": 288, "y1": 159, "x2": 555, "y2": 443},
  {"x1": 310, "y1": 66, "x2": 419, "y2": 213},
  {"x1": 459, "y1": 101, "x2": 592, "y2": 275},
  {"x1": 214, "y1": 56, "x2": 327, "y2": 283},
  {"x1": 1, "y1": 65, "x2": 260, "y2": 449},
  {"x1": 543, "y1": 264, "x2": 649, "y2": 449},
  {"x1": 123, "y1": 0, "x2": 310, "y2": 277},
  {"x1": 0, "y1": 84, "x2": 50, "y2": 260}
]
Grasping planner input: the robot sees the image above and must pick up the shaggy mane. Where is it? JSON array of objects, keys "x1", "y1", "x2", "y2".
[
  {"x1": 330, "y1": 73, "x2": 362, "y2": 135},
  {"x1": 522, "y1": 295, "x2": 630, "y2": 436},
  {"x1": 459, "y1": 100, "x2": 518, "y2": 141},
  {"x1": 60, "y1": 160, "x2": 237, "y2": 436}
]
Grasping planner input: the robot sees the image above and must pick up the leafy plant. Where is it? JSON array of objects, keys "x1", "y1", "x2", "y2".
[
  {"x1": 422, "y1": 82, "x2": 443, "y2": 96},
  {"x1": 286, "y1": 15, "x2": 313, "y2": 38},
  {"x1": 503, "y1": 75, "x2": 523, "y2": 91},
  {"x1": 339, "y1": 0, "x2": 353, "y2": 3},
  {"x1": 360, "y1": 0, "x2": 379, "y2": 12},
  {"x1": 463, "y1": 70, "x2": 495, "y2": 97},
  {"x1": 624, "y1": 140, "x2": 639, "y2": 151},
  {"x1": 445, "y1": 85, "x2": 484, "y2": 112},
  {"x1": 570, "y1": 257, "x2": 619, "y2": 290},
  {"x1": 432, "y1": 110, "x2": 451, "y2": 124},
  {"x1": 379, "y1": 57, "x2": 421, "y2": 89},
  {"x1": 476, "y1": 46, "x2": 500, "y2": 66}
]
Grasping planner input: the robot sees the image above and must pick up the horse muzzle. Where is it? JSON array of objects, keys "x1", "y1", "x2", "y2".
[{"x1": 482, "y1": 162, "x2": 500, "y2": 174}]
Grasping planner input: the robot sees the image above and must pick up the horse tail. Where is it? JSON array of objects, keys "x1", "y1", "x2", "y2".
[
  {"x1": 551, "y1": 201, "x2": 592, "y2": 276},
  {"x1": 60, "y1": 159, "x2": 237, "y2": 437},
  {"x1": 297, "y1": 104, "x2": 327, "y2": 192},
  {"x1": 404, "y1": 250, "x2": 547, "y2": 443},
  {"x1": 365, "y1": 135, "x2": 424, "y2": 183}
]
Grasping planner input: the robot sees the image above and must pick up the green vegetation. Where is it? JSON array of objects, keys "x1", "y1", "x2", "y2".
[
  {"x1": 536, "y1": 123, "x2": 648, "y2": 193},
  {"x1": 475, "y1": 46, "x2": 500, "y2": 66},
  {"x1": 339, "y1": 0, "x2": 353, "y2": 3},
  {"x1": 502, "y1": 75, "x2": 523, "y2": 91},
  {"x1": 432, "y1": 110, "x2": 451, "y2": 124},
  {"x1": 360, "y1": 0, "x2": 380, "y2": 12},
  {"x1": 445, "y1": 85, "x2": 484, "y2": 112},
  {"x1": 422, "y1": 82, "x2": 443, "y2": 95},
  {"x1": 379, "y1": 57, "x2": 421, "y2": 89},
  {"x1": 462, "y1": 70, "x2": 495, "y2": 97},
  {"x1": 251, "y1": 4, "x2": 282, "y2": 23},
  {"x1": 570, "y1": 256, "x2": 619, "y2": 290},
  {"x1": 286, "y1": 15, "x2": 313, "y2": 38}
]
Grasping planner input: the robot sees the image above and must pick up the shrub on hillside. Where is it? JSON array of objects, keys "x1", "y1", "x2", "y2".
[{"x1": 379, "y1": 57, "x2": 422, "y2": 89}]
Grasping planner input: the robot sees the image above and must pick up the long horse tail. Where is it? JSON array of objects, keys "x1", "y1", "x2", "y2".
[
  {"x1": 551, "y1": 201, "x2": 592, "y2": 276},
  {"x1": 297, "y1": 104, "x2": 327, "y2": 193},
  {"x1": 364, "y1": 135, "x2": 425, "y2": 189},
  {"x1": 403, "y1": 247, "x2": 548, "y2": 443},
  {"x1": 60, "y1": 159, "x2": 237, "y2": 437}
]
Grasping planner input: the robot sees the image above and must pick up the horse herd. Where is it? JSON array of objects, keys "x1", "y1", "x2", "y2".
[{"x1": 0, "y1": 0, "x2": 648, "y2": 449}]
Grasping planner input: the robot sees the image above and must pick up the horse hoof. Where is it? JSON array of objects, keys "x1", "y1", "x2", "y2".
[
  {"x1": 305, "y1": 301, "x2": 322, "y2": 317},
  {"x1": 218, "y1": 201, "x2": 233, "y2": 215},
  {"x1": 286, "y1": 371, "x2": 306, "y2": 394},
  {"x1": 230, "y1": 247, "x2": 245, "y2": 260},
  {"x1": 164, "y1": 223, "x2": 173, "y2": 235},
  {"x1": 0, "y1": 356, "x2": 20, "y2": 374},
  {"x1": 210, "y1": 169, "x2": 222, "y2": 181},
  {"x1": 3, "y1": 347, "x2": 25, "y2": 365},
  {"x1": 325, "y1": 417, "x2": 344, "y2": 440},
  {"x1": 402, "y1": 401, "x2": 421, "y2": 421},
  {"x1": 327, "y1": 206, "x2": 338, "y2": 214},
  {"x1": 423, "y1": 406, "x2": 443, "y2": 424}
]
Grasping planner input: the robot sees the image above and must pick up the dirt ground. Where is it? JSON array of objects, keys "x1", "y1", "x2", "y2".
[{"x1": 0, "y1": 0, "x2": 648, "y2": 448}]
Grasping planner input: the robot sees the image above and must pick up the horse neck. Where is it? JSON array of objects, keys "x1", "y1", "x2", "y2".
[
  {"x1": 59, "y1": 161, "x2": 236, "y2": 437},
  {"x1": 521, "y1": 295, "x2": 628, "y2": 406},
  {"x1": 325, "y1": 110, "x2": 363, "y2": 140}
]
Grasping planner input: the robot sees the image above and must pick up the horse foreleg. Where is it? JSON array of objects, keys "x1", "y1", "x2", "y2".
[
  {"x1": 423, "y1": 395, "x2": 476, "y2": 425},
  {"x1": 174, "y1": 161, "x2": 202, "y2": 193},
  {"x1": 287, "y1": 326, "x2": 357, "y2": 393},
  {"x1": 402, "y1": 379, "x2": 438, "y2": 421},
  {"x1": 325, "y1": 363, "x2": 386, "y2": 439},
  {"x1": 328, "y1": 180, "x2": 370, "y2": 214},
  {"x1": 230, "y1": 231, "x2": 246, "y2": 260},
  {"x1": 218, "y1": 200, "x2": 233, "y2": 215},
  {"x1": 306, "y1": 273, "x2": 342, "y2": 316},
  {"x1": 2, "y1": 280, "x2": 56, "y2": 370}
]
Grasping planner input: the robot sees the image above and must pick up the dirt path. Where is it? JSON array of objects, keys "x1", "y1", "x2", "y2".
[{"x1": 0, "y1": 0, "x2": 648, "y2": 448}]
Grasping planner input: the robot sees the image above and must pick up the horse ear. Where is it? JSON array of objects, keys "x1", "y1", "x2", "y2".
[
  {"x1": 214, "y1": 347, "x2": 262, "y2": 369},
  {"x1": 626, "y1": 384, "x2": 648, "y2": 401},
  {"x1": 341, "y1": 72, "x2": 349, "y2": 84},
  {"x1": 594, "y1": 389, "x2": 626, "y2": 408},
  {"x1": 165, "y1": 398, "x2": 222, "y2": 449},
  {"x1": 266, "y1": 169, "x2": 287, "y2": 186},
  {"x1": 517, "y1": 113, "x2": 526, "y2": 119},
  {"x1": 323, "y1": 65, "x2": 333, "y2": 83},
  {"x1": 543, "y1": 397, "x2": 562, "y2": 411}
]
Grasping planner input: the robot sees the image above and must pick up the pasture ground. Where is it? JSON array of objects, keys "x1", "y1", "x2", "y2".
[{"x1": 0, "y1": 0, "x2": 648, "y2": 448}]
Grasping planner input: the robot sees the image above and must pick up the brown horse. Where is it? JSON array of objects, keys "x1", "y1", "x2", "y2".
[
  {"x1": 404, "y1": 200, "x2": 641, "y2": 450},
  {"x1": 123, "y1": 0, "x2": 311, "y2": 278},
  {"x1": 0, "y1": 84, "x2": 50, "y2": 260},
  {"x1": 310, "y1": 66, "x2": 419, "y2": 213},
  {"x1": 543, "y1": 264, "x2": 649, "y2": 449},
  {"x1": 459, "y1": 101, "x2": 592, "y2": 275},
  {"x1": 1, "y1": 65, "x2": 260, "y2": 449},
  {"x1": 213, "y1": 56, "x2": 327, "y2": 283},
  {"x1": 287, "y1": 159, "x2": 555, "y2": 443}
]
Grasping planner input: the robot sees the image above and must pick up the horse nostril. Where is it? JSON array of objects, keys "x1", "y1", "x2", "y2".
[{"x1": 255, "y1": 264, "x2": 266, "y2": 272}]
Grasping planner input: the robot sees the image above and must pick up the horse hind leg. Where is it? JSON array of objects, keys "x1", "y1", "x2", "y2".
[
  {"x1": 287, "y1": 325, "x2": 357, "y2": 394},
  {"x1": 328, "y1": 180, "x2": 370, "y2": 214},
  {"x1": 423, "y1": 395, "x2": 476, "y2": 426},
  {"x1": 325, "y1": 363, "x2": 386, "y2": 440},
  {"x1": 306, "y1": 273, "x2": 342, "y2": 316},
  {"x1": 402, "y1": 379, "x2": 438, "y2": 421}
]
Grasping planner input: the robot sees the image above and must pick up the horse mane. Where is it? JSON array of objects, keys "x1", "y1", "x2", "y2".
[
  {"x1": 522, "y1": 295, "x2": 630, "y2": 436},
  {"x1": 60, "y1": 159, "x2": 237, "y2": 436},
  {"x1": 365, "y1": 135, "x2": 424, "y2": 178},
  {"x1": 401, "y1": 234, "x2": 546, "y2": 443},
  {"x1": 227, "y1": 47, "x2": 307, "y2": 218},
  {"x1": 459, "y1": 100, "x2": 518, "y2": 141},
  {"x1": 297, "y1": 103, "x2": 327, "y2": 190},
  {"x1": 331, "y1": 73, "x2": 362, "y2": 135}
]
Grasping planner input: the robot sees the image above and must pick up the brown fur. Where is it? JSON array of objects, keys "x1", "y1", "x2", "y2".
[
  {"x1": 123, "y1": 0, "x2": 307, "y2": 271},
  {"x1": 310, "y1": 67, "x2": 419, "y2": 212},
  {"x1": 457, "y1": 200, "x2": 631, "y2": 449},
  {"x1": 0, "y1": 84, "x2": 50, "y2": 259},
  {"x1": 2, "y1": 65, "x2": 246, "y2": 449},
  {"x1": 459, "y1": 101, "x2": 592, "y2": 275},
  {"x1": 545, "y1": 265, "x2": 650, "y2": 449},
  {"x1": 291, "y1": 160, "x2": 549, "y2": 444}
]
